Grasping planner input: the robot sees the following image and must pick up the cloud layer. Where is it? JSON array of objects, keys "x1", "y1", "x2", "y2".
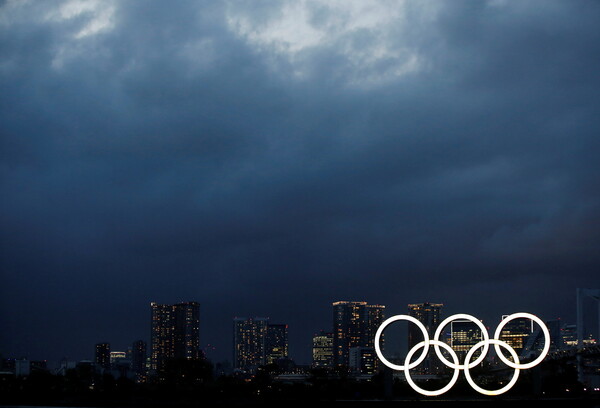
[{"x1": 1, "y1": 0, "x2": 599, "y2": 364}]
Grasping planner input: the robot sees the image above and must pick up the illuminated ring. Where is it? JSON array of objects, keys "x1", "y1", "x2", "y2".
[
  {"x1": 375, "y1": 315, "x2": 430, "y2": 370},
  {"x1": 493, "y1": 312, "x2": 550, "y2": 369},
  {"x1": 404, "y1": 340, "x2": 461, "y2": 396},
  {"x1": 463, "y1": 339, "x2": 520, "y2": 396},
  {"x1": 433, "y1": 313, "x2": 489, "y2": 369}
]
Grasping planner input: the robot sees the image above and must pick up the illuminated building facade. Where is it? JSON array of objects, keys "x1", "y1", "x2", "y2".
[
  {"x1": 498, "y1": 314, "x2": 532, "y2": 354},
  {"x1": 312, "y1": 331, "x2": 333, "y2": 368},
  {"x1": 332, "y1": 301, "x2": 385, "y2": 371},
  {"x1": 266, "y1": 323, "x2": 289, "y2": 364},
  {"x1": 110, "y1": 351, "x2": 127, "y2": 365},
  {"x1": 450, "y1": 319, "x2": 483, "y2": 361},
  {"x1": 150, "y1": 301, "x2": 200, "y2": 372},
  {"x1": 233, "y1": 317, "x2": 269, "y2": 370}
]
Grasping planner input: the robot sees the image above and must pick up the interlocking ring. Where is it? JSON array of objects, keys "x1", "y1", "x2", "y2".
[
  {"x1": 493, "y1": 312, "x2": 550, "y2": 370},
  {"x1": 404, "y1": 340, "x2": 461, "y2": 396},
  {"x1": 374, "y1": 312, "x2": 549, "y2": 396},
  {"x1": 433, "y1": 313, "x2": 489, "y2": 369},
  {"x1": 464, "y1": 339, "x2": 520, "y2": 396},
  {"x1": 375, "y1": 315, "x2": 430, "y2": 371}
]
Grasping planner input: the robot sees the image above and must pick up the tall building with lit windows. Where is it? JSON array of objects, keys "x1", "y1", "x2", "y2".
[
  {"x1": 450, "y1": 319, "x2": 483, "y2": 361},
  {"x1": 95, "y1": 342, "x2": 111, "y2": 370},
  {"x1": 266, "y1": 323, "x2": 288, "y2": 364},
  {"x1": 332, "y1": 301, "x2": 385, "y2": 370},
  {"x1": 407, "y1": 302, "x2": 443, "y2": 374},
  {"x1": 233, "y1": 317, "x2": 269, "y2": 370},
  {"x1": 497, "y1": 314, "x2": 532, "y2": 354},
  {"x1": 150, "y1": 301, "x2": 200, "y2": 372},
  {"x1": 130, "y1": 340, "x2": 147, "y2": 377},
  {"x1": 407, "y1": 302, "x2": 443, "y2": 349},
  {"x1": 312, "y1": 331, "x2": 333, "y2": 368}
]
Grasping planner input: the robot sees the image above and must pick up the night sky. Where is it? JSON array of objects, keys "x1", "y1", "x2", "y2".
[{"x1": 1, "y1": 1, "x2": 600, "y2": 367}]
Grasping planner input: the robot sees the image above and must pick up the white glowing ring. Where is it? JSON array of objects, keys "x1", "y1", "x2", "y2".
[
  {"x1": 493, "y1": 312, "x2": 550, "y2": 369},
  {"x1": 404, "y1": 340, "x2": 461, "y2": 397},
  {"x1": 433, "y1": 313, "x2": 489, "y2": 369},
  {"x1": 375, "y1": 312, "x2": 549, "y2": 397},
  {"x1": 375, "y1": 315, "x2": 430, "y2": 371},
  {"x1": 463, "y1": 339, "x2": 520, "y2": 396}
]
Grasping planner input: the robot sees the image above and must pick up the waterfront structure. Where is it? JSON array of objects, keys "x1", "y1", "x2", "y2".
[
  {"x1": 233, "y1": 317, "x2": 269, "y2": 370},
  {"x1": 150, "y1": 301, "x2": 200, "y2": 372},
  {"x1": 332, "y1": 301, "x2": 385, "y2": 370},
  {"x1": 312, "y1": 331, "x2": 333, "y2": 368},
  {"x1": 95, "y1": 342, "x2": 111, "y2": 370}
]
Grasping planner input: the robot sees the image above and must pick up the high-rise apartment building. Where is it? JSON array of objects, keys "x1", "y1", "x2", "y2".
[
  {"x1": 95, "y1": 342, "x2": 111, "y2": 370},
  {"x1": 266, "y1": 323, "x2": 289, "y2": 364},
  {"x1": 233, "y1": 317, "x2": 269, "y2": 370},
  {"x1": 150, "y1": 301, "x2": 200, "y2": 372},
  {"x1": 312, "y1": 331, "x2": 333, "y2": 368},
  {"x1": 407, "y1": 302, "x2": 443, "y2": 374},
  {"x1": 130, "y1": 339, "x2": 147, "y2": 375},
  {"x1": 332, "y1": 301, "x2": 385, "y2": 370},
  {"x1": 233, "y1": 318, "x2": 289, "y2": 370},
  {"x1": 407, "y1": 302, "x2": 443, "y2": 349}
]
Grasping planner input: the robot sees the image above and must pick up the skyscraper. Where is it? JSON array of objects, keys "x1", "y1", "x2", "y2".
[
  {"x1": 233, "y1": 317, "x2": 269, "y2": 371},
  {"x1": 332, "y1": 301, "x2": 385, "y2": 370},
  {"x1": 407, "y1": 302, "x2": 443, "y2": 374},
  {"x1": 407, "y1": 302, "x2": 443, "y2": 349},
  {"x1": 266, "y1": 323, "x2": 289, "y2": 364},
  {"x1": 130, "y1": 339, "x2": 147, "y2": 376},
  {"x1": 95, "y1": 342, "x2": 111, "y2": 370},
  {"x1": 150, "y1": 301, "x2": 200, "y2": 372},
  {"x1": 173, "y1": 302, "x2": 201, "y2": 361}
]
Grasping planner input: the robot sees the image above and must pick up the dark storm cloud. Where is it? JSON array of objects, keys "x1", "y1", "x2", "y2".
[{"x1": 1, "y1": 0, "x2": 599, "y2": 364}]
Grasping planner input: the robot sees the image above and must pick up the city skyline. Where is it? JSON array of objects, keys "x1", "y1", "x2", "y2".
[
  {"x1": 3, "y1": 293, "x2": 596, "y2": 371},
  {"x1": 1, "y1": 0, "x2": 600, "y2": 379}
]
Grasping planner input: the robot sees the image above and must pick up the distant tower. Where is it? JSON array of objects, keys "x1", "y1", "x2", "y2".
[
  {"x1": 266, "y1": 323, "x2": 289, "y2": 364},
  {"x1": 406, "y1": 302, "x2": 443, "y2": 374},
  {"x1": 131, "y1": 340, "x2": 147, "y2": 375},
  {"x1": 233, "y1": 317, "x2": 269, "y2": 371},
  {"x1": 150, "y1": 301, "x2": 200, "y2": 372},
  {"x1": 332, "y1": 301, "x2": 385, "y2": 370},
  {"x1": 95, "y1": 342, "x2": 111, "y2": 370},
  {"x1": 312, "y1": 331, "x2": 333, "y2": 368},
  {"x1": 576, "y1": 288, "x2": 600, "y2": 385},
  {"x1": 407, "y1": 302, "x2": 443, "y2": 349},
  {"x1": 173, "y1": 302, "x2": 201, "y2": 360},
  {"x1": 364, "y1": 304, "x2": 386, "y2": 348}
]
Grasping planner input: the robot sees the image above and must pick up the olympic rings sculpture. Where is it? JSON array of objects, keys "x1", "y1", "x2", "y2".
[{"x1": 374, "y1": 312, "x2": 550, "y2": 396}]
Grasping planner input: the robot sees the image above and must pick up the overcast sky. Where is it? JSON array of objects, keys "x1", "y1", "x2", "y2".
[{"x1": 1, "y1": 0, "x2": 599, "y2": 366}]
